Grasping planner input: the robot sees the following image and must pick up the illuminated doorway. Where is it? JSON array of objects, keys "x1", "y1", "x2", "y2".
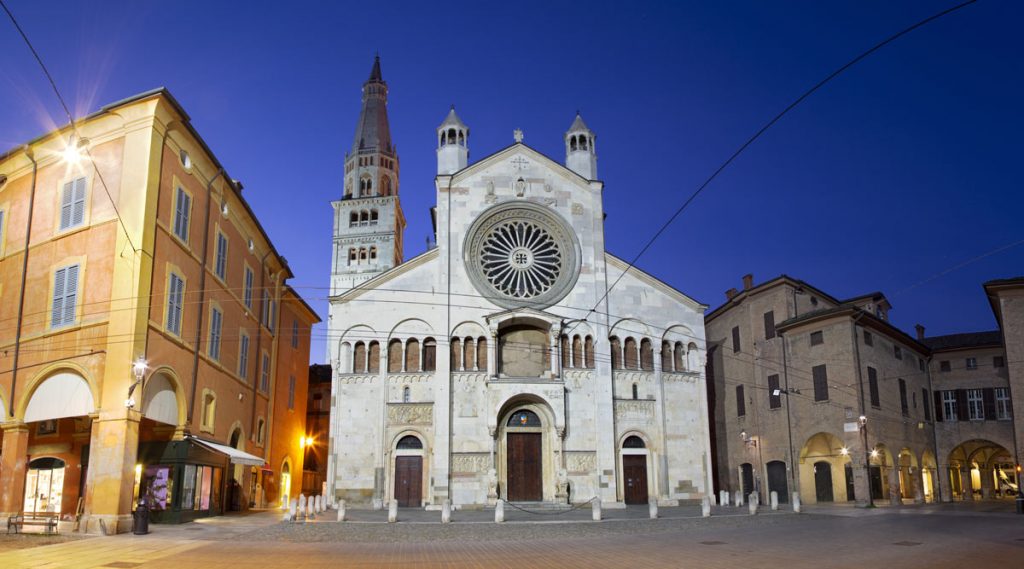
[{"x1": 24, "y1": 457, "x2": 66, "y2": 514}]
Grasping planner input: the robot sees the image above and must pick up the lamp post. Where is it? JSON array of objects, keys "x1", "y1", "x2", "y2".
[
  {"x1": 860, "y1": 415, "x2": 874, "y2": 507},
  {"x1": 126, "y1": 357, "x2": 148, "y2": 409}
]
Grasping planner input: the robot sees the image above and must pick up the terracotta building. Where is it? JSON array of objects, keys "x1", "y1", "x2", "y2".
[
  {"x1": 0, "y1": 88, "x2": 318, "y2": 533},
  {"x1": 302, "y1": 364, "x2": 332, "y2": 495}
]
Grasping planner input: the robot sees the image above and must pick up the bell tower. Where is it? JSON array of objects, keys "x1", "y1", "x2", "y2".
[
  {"x1": 436, "y1": 106, "x2": 469, "y2": 175},
  {"x1": 565, "y1": 112, "x2": 597, "y2": 180},
  {"x1": 330, "y1": 56, "x2": 406, "y2": 295}
]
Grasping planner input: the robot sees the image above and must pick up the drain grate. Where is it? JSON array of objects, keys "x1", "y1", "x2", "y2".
[
  {"x1": 103, "y1": 563, "x2": 143, "y2": 568},
  {"x1": 892, "y1": 541, "x2": 922, "y2": 547},
  {"x1": 700, "y1": 541, "x2": 727, "y2": 545}
]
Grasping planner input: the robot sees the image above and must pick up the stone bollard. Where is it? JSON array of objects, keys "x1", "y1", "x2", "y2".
[
  {"x1": 282, "y1": 510, "x2": 292, "y2": 522},
  {"x1": 442, "y1": 499, "x2": 452, "y2": 524},
  {"x1": 702, "y1": 496, "x2": 712, "y2": 518},
  {"x1": 320, "y1": 495, "x2": 326, "y2": 512},
  {"x1": 495, "y1": 499, "x2": 505, "y2": 523},
  {"x1": 748, "y1": 493, "x2": 759, "y2": 515},
  {"x1": 388, "y1": 500, "x2": 398, "y2": 523},
  {"x1": 288, "y1": 498, "x2": 298, "y2": 521},
  {"x1": 720, "y1": 490, "x2": 730, "y2": 507},
  {"x1": 313, "y1": 495, "x2": 320, "y2": 513},
  {"x1": 792, "y1": 493, "x2": 801, "y2": 513},
  {"x1": 298, "y1": 495, "x2": 307, "y2": 521},
  {"x1": 770, "y1": 491, "x2": 779, "y2": 511},
  {"x1": 592, "y1": 499, "x2": 602, "y2": 521},
  {"x1": 649, "y1": 498, "x2": 659, "y2": 519},
  {"x1": 337, "y1": 500, "x2": 347, "y2": 522},
  {"x1": 735, "y1": 490, "x2": 744, "y2": 507},
  {"x1": 307, "y1": 497, "x2": 316, "y2": 520}
]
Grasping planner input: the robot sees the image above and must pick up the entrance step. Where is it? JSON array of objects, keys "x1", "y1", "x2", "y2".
[{"x1": 501, "y1": 502, "x2": 575, "y2": 512}]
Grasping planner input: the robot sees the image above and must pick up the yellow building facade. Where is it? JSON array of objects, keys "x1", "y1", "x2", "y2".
[{"x1": 0, "y1": 89, "x2": 318, "y2": 533}]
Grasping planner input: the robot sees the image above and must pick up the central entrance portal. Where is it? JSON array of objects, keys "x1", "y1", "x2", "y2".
[{"x1": 507, "y1": 432, "x2": 542, "y2": 501}]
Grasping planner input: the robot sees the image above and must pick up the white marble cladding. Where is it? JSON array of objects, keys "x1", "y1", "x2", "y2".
[{"x1": 327, "y1": 140, "x2": 712, "y2": 509}]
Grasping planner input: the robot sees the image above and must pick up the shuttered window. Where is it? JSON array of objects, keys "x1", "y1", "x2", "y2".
[
  {"x1": 736, "y1": 385, "x2": 746, "y2": 417},
  {"x1": 51, "y1": 264, "x2": 80, "y2": 328},
  {"x1": 166, "y1": 273, "x2": 185, "y2": 335},
  {"x1": 214, "y1": 232, "x2": 228, "y2": 280},
  {"x1": 941, "y1": 390, "x2": 957, "y2": 421},
  {"x1": 967, "y1": 389, "x2": 983, "y2": 420},
  {"x1": 732, "y1": 326, "x2": 741, "y2": 353},
  {"x1": 867, "y1": 367, "x2": 880, "y2": 408},
  {"x1": 995, "y1": 388, "x2": 1011, "y2": 420},
  {"x1": 173, "y1": 187, "x2": 191, "y2": 242},
  {"x1": 810, "y1": 331, "x2": 824, "y2": 346},
  {"x1": 922, "y1": 389, "x2": 931, "y2": 421},
  {"x1": 763, "y1": 311, "x2": 776, "y2": 340},
  {"x1": 208, "y1": 307, "x2": 223, "y2": 361},
  {"x1": 768, "y1": 374, "x2": 781, "y2": 409},
  {"x1": 287, "y1": 375, "x2": 296, "y2": 409},
  {"x1": 59, "y1": 177, "x2": 87, "y2": 230},
  {"x1": 863, "y1": 331, "x2": 873, "y2": 346},
  {"x1": 260, "y1": 353, "x2": 270, "y2": 393},
  {"x1": 812, "y1": 365, "x2": 829, "y2": 401},
  {"x1": 898, "y1": 378, "x2": 908, "y2": 416},
  {"x1": 243, "y1": 267, "x2": 254, "y2": 309},
  {"x1": 238, "y1": 333, "x2": 250, "y2": 381}
]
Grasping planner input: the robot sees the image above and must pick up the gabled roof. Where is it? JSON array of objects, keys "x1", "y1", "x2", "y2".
[
  {"x1": 441, "y1": 141, "x2": 601, "y2": 188},
  {"x1": 605, "y1": 252, "x2": 707, "y2": 312},
  {"x1": 705, "y1": 274, "x2": 843, "y2": 323},
  {"x1": 922, "y1": 331, "x2": 1002, "y2": 351},
  {"x1": 330, "y1": 247, "x2": 440, "y2": 303},
  {"x1": 775, "y1": 304, "x2": 930, "y2": 354}
]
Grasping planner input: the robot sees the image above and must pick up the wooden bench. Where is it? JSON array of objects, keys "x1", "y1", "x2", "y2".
[{"x1": 7, "y1": 513, "x2": 59, "y2": 534}]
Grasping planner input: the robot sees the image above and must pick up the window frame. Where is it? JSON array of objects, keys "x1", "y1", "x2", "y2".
[
  {"x1": 166, "y1": 270, "x2": 186, "y2": 336},
  {"x1": 172, "y1": 185, "x2": 192, "y2": 244},
  {"x1": 260, "y1": 351, "x2": 271, "y2": 393},
  {"x1": 214, "y1": 229, "x2": 228, "y2": 281},
  {"x1": 50, "y1": 263, "x2": 81, "y2": 329},
  {"x1": 809, "y1": 331, "x2": 824, "y2": 346},
  {"x1": 966, "y1": 388, "x2": 984, "y2": 421},
  {"x1": 995, "y1": 387, "x2": 1011, "y2": 420},
  {"x1": 942, "y1": 390, "x2": 958, "y2": 421},
  {"x1": 243, "y1": 265, "x2": 254, "y2": 310},
  {"x1": 208, "y1": 305, "x2": 223, "y2": 361},
  {"x1": 812, "y1": 364, "x2": 829, "y2": 402},
  {"x1": 57, "y1": 175, "x2": 89, "y2": 233},
  {"x1": 238, "y1": 331, "x2": 250, "y2": 381},
  {"x1": 736, "y1": 384, "x2": 745, "y2": 417}
]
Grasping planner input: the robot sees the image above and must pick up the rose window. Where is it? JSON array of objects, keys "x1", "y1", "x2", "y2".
[
  {"x1": 464, "y1": 202, "x2": 580, "y2": 309},
  {"x1": 480, "y1": 220, "x2": 562, "y2": 299}
]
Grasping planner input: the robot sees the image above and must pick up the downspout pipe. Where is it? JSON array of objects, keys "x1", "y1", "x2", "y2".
[
  {"x1": 924, "y1": 355, "x2": 942, "y2": 502},
  {"x1": 248, "y1": 249, "x2": 274, "y2": 441},
  {"x1": 779, "y1": 330, "x2": 797, "y2": 500},
  {"x1": 187, "y1": 168, "x2": 226, "y2": 424},
  {"x1": 850, "y1": 312, "x2": 873, "y2": 507},
  {"x1": 8, "y1": 146, "x2": 37, "y2": 417}
]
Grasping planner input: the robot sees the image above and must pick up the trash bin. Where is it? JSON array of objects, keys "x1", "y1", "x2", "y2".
[{"x1": 133, "y1": 498, "x2": 150, "y2": 535}]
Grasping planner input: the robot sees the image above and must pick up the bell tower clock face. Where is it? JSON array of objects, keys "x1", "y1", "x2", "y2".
[{"x1": 463, "y1": 202, "x2": 580, "y2": 309}]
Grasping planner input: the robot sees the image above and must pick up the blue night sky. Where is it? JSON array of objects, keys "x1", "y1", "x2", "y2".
[{"x1": 1, "y1": 1, "x2": 1020, "y2": 362}]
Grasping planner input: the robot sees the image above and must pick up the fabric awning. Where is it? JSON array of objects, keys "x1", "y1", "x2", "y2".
[{"x1": 188, "y1": 436, "x2": 266, "y2": 466}]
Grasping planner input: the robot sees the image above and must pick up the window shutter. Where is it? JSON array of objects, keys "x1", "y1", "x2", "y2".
[
  {"x1": 732, "y1": 326, "x2": 741, "y2": 353},
  {"x1": 71, "y1": 177, "x2": 86, "y2": 226},
  {"x1": 763, "y1": 311, "x2": 776, "y2": 340},
  {"x1": 812, "y1": 364, "x2": 829, "y2": 401},
  {"x1": 982, "y1": 388, "x2": 996, "y2": 420},
  {"x1": 922, "y1": 389, "x2": 931, "y2": 421},
  {"x1": 52, "y1": 267, "x2": 67, "y2": 325},
  {"x1": 956, "y1": 389, "x2": 969, "y2": 422},
  {"x1": 934, "y1": 390, "x2": 943, "y2": 422},
  {"x1": 62, "y1": 265, "x2": 78, "y2": 325},
  {"x1": 768, "y1": 374, "x2": 781, "y2": 409},
  {"x1": 736, "y1": 385, "x2": 745, "y2": 417},
  {"x1": 60, "y1": 182, "x2": 74, "y2": 229}
]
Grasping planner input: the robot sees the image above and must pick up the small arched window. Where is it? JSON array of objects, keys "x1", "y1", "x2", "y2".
[
  {"x1": 560, "y1": 334, "x2": 570, "y2": 368},
  {"x1": 585, "y1": 336, "x2": 595, "y2": 368},
  {"x1": 457, "y1": 130, "x2": 465, "y2": 146},
  {"x1": 370, "y1": 210, "x2": 379, "y2": 224},
  {"x1": 397, "y1": 435, "x2": 422, "y2": 449},
  {"x1": 624, "y1": 337, "x2": 638, "y2": 370},
  {"x1": 507, "y1": 410, "x2": 541, "y2": 427},
  {"x1": 348, "y1": 248, "x2": 356, "y2": 265},
  {"x1": 402, "y1": 386, "x2": 411, "y2": 403},
  {"x1": 570, "y1": 136, "x2": 578, "y2": 151},
  {"x1": 580, "y1": 135, "x2": 588, "y2": 150},
  {"x1": 640, "y1": 339, "x2": 653, "y2": 371},
  {"x1": 632, "y1": 383, "x2": 639, "y2": 400},
  {"x1": 661, "y1": 341, "x2": 673, "y2": 372},
  {"x1": 256, "y1": 418, "x2": 266, "y2": 445},
  {"x1": 353, "y1": 341, "x2": 367, "y2": 373},
  {"x1": 687, "y1": 343, "x2": 699, "y2": 371},
  {"x1": 448, "y1": 128, "x2": 456, "y2": 144},
  {"x1": 572, "y1": 335, "x2": 583, "y2": 368},
  {"x1": 610, "y1": 336, "x2": 622, "y2": 370},
  {"x1": 477, "y1": 337, "x2": 487, "y2": 370},
  {"x1": 368, "y1": 341, "x2": 380, "y2": 373},
  {"x1": 359, "y1": 248, "x2": 368, "y2": 263},
  {"x1": 623, "y1": 435, "x2": 645, "y2": 448},
  {"x1": 450, "y1": 337, "x2": 462, "y2": 370},
  {"x1": 423, "y1": 338, "x2": 437, "y2": 372},
  {"x1": 463, "y1": 337, "x2": 475, "y2": 371},
  {"x1": 349, "y1": 212, "x2": 358, "y2": 227},
  {"x1": 387, "y1": 339, "x2": 403, "y2": 373},
  {"x1": 381, "y1": 177, "x2": 391, "y2": 196},
  {"x1": 674, "y1": 342, "x2": 685, "y2": 371},
  {"x1": 370, "y1": 246, "x2": 378, "y2": 261}
]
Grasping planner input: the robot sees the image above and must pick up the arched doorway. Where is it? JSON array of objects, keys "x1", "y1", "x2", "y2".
[
  {"x1": 393, "y1": 435, "x2": 424, "y2": 507},
  {"x1": 621, "y1": 435, "x2": 649, "y2": 505},
  {"x1": 228, "y1": 426, "x2": 245, "y2": 511},
  {"x1": 766, "y1": 461, "x2": 789, "y2": 503},
  {"x1": 814, "y1": 461, "x2": 834, "y2": 502},
  {"x1": 505, "y1": 409, "x2": 543, "y2": 501},
  {"x1": 24, "y1": 457, "x2": 66, "y2": 514},
  {"x1": 739, "y1": 463, "x2": 755, "y2": 500}
]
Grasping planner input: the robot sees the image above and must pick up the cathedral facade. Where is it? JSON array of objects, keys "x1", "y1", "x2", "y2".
[{"x1": 327, "y1": 58, "x2": 713, "y2": 508}]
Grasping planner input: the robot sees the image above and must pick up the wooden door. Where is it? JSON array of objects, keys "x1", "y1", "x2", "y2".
[
  {"x1": 623, "y1": 455, "x2": 649, "y2": 504},
  {"x1": 766, "y1": 461, "x2": 789, "y2": 503},
  {"x1": 814, "y1": 461, "x2": 834, "y2": 502},
  {"x1": 507, "y1": 433, "x2": 542, "y2": 501},
  {"x1": 394, "y1": 456, "x2": 422, "y2": 507}
]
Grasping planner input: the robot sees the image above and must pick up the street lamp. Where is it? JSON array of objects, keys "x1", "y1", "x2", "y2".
[{"x1": 126, "y1": 357, "x2": 148, "y2": 409}]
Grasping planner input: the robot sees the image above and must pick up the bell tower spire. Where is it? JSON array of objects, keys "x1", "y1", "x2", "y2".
[{"x1": 330, "y1": 56, "x2": 406, "y2": 295}]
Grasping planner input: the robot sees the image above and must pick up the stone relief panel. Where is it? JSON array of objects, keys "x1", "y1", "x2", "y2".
[
  {"x1": 387, "y1": 373, "x2": 433, "y2": 384},
  {"x1": 387, "y1": 403, "x2": 433, "y2": 426},
  {"x1": 613, "y1": 371, "x2": 655, "y2": 383},
  {"x1": 614, "y1": 400, "x2": 655, "y2": 422},
  {"x1": 565, "y1": 452, "x2": 597, "y2": 474},
  {"x1": 663, "y1": 371, "x2": 700, "y2": 383},
  {"x1": 563, "y1": 369, "x2": 593, "y2": 389},
  {"x1": 452, "y1": 453, "x2": 490, "y2": 474},
  {"x1": 338, "y1": 374, "x2": 377, "y2": 385}
]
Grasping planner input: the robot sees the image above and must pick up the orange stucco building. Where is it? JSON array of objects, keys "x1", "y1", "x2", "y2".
[{"x1": 0, "y1": 88, "x2": 318, "y2": 533}]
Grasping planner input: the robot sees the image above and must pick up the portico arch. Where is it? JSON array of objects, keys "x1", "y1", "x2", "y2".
[
  {"x1": 20, "y1": 368, "x2": 96, "y2": 423},
  {"x1": 799, "y1": 432, "x2": 851, "y2": 504},
  {"x1": 142, "y1": 368, "x2": 186, "y2": 426},
  {"x1": 948, "y1": 439, "x2": 1014, "y2": 500}
]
